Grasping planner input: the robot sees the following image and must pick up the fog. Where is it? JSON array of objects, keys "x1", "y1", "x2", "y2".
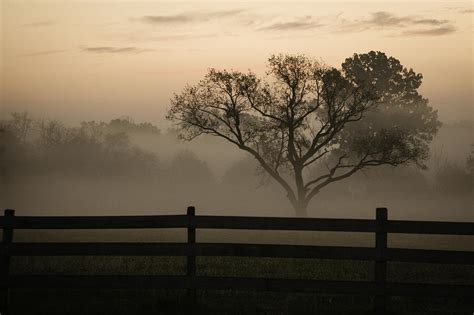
[
  {"x1": 1, "y1": 113, "x2": 472, "y2": 222},
  {"x1": 1, "y1": 3, "x2": 473, "y2": 313}
]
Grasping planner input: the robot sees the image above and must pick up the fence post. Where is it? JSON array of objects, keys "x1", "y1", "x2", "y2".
[
  {"x1": 1, "y1": 209, "x2": 15, "y2": 315},
  {"x1": 374, "y1": 207, "x2": 388, "y2": 314},
  {"x1": 186, "y1": 206, "x2": 196, "y2": 307}
]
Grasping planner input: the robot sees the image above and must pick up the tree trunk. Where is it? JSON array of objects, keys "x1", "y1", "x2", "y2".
[{"x1": 293, "y1": 199, "x2": 309, "y2": 217}]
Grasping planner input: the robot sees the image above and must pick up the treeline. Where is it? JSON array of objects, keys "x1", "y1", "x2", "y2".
[
  {"x1": 1, "y1": 112, "x2": 473, "y2": 218},
  {"x1": 2, "y1": 112, "x2": 160, "y2": 178},
  {"x1": 0, "y1": 112, "x2": 220, "y2": 215}
]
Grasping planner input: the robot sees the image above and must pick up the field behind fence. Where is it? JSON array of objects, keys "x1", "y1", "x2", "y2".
[{"x1": 1, "y1": 207, "x2": 473, "y2": 314}]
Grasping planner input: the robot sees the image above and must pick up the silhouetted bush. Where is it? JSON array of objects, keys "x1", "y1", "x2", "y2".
[
  {"x1": 435, "y1": 161, "x2": 472, "y2": 194},
  {"x1": 166, "y1": 150, "x2": 215, "y2": 187}
]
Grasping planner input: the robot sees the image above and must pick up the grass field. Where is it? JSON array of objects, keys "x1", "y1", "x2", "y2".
[{"x1": 7, "y1": 255, "x2": 474, "y2": 315}]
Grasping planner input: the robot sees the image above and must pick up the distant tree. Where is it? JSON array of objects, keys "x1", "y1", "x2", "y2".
[
  {"x1": 37, "y1": 120, "x2": 71, "y2": 149},
  {"x1": 435, "y1": 160, "x2": 472, "y2": 194},
  {"x1": 103, "y1": 132, "x2": 131, "y2": 151},
  {"x1": 221, "y1": 157, "x2": 264, "y2": 188},
  {"x1": 168, "y1": 151, "x2": 215, "y2": 183},
  {"x1": 0, "y1": 113, "x2": 160, "y2": 177},
  {"x1": 0, "y1": 111, "x2": 33, "y2": 145},
  {"x1": 437, "y1": 144, "x2": 474, "y2": 193},
  {"x1": 467, "y1": 145, "x2": 474, "y2": 177},
  {"x1": 81, "y1": 117, "x2": 161, "y2": 136},
  {"x1": 168, "y1": 52, "x2": 440, "y2": 216}
]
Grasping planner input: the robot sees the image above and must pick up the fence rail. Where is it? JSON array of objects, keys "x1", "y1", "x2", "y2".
[
  {"x1": 3, "y1": 214, "x2": 473, "y2": 234},
  {"x1": 1, "y1": 207, "x2": 473, "y2": 314}
]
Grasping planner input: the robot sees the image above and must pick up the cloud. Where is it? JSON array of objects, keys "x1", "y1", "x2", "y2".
[
  {"x1": 142, "y1": 15, "x2": 193, "y2": 24},
  {"x1": 119, "y1": 32, "x2": 219, "y2": 43},
  {"x1": 445, "y1": 7, "x2": 474, "y2": 14},
  {"x1": 80, "y1": 46, "x2": 154, "y2": 54},
  {"x1": 21, "y1": 21, "x2": 55, "y2": 28},
  {"x1": 140, "y1": 9, "x2": 245, "y2": 25},
  {"x1": 20, "y1": 50, "x2": 68, "y2": 57},
  {"x1": 337, "y1": 11, "x2": 456, "y2": 37},
  {"x1": 149, "y1": 33, "x2": 218, "y2": 41},
  {"x1": 399, "y1": 26, "x2": 457, "y2": 36},
  {"x1": 259, "y1": 19, "x2": 323, "y2": 31},
  {"x1": 410, "y1": 18, "x2": 449, "y2": 26},
  {"x1": 341, "y1": 11, "x2": 450, "y2": 32}
]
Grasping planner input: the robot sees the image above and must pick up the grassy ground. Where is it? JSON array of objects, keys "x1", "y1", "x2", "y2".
[{"x1": 7, "y1": 256, "x2": 474, "y2": 315}]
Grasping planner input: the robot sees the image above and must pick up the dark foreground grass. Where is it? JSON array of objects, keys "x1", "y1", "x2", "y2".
[{"x1": 7, "y1": 256, "x2": 474, "y2": 314}]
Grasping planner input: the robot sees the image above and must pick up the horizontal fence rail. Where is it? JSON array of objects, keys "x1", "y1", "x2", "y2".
[
  {"x1": 0, "y1": 215, "x2": 188, "y2": 230},
  {"x1": 0, "y1": 207, "x2": 473, "y2": 315},
  {"x1": 3, "y1": 215, "x2": 473, "y2": 234}
]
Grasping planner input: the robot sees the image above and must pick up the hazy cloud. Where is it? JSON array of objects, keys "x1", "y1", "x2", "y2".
[
  {"x1": 338, "y1": 11, "x2": 456, "y2": 36},
  {"x1": 351, "y1": 11, "x2": 449, "y2": 30},
  {"x1": 149, "y1": 33, "x2": 218, "y2": 41},
  {"x1": 119, "y1": 32, "x2": 219, "y2": 43},
  {"x1": 80, "y1": 46, "x2": 154, "y2": 54},
  {"x1": 142, "y1": 15, "x2": 193, "y2": 24},
  {"x1": 259, "y1": 19, "x2": 323, "y2": 31},
  {"x1": 140, "y1": 9, "x2": 245, "y2": 25},
  {"x1": 20, "y1": 50, "x2": 68, "y2": 57},
  {"x1": 400, "y1": 26, "x2": 457, "y2": 36},
  {"x1": 410, "y1": 18, "x2": 450, "y2": 26},
  {"x1": 21, "y1": 21, "x2": 55, "y2": 28},
  {"x1": 445, "y1": 7, "x2": 474, "y2": 14}
]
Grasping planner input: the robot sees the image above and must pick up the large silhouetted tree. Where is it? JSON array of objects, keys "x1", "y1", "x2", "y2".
[{"x1": 167, "y1": 51, "x2": 440, "y2": 216}]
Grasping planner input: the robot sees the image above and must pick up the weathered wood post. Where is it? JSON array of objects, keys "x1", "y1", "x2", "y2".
[
  {"x1": 186, "y1": 206, "x2": 196, "y2": 307},
  {"x1": 1, "y1": 209, "x2": 15, "y2": 315},
  {"x1": 374, "y1": 207, "x2": 388, "y2": 314}
]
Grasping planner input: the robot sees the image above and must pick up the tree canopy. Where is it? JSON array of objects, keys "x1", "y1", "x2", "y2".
[{"x1": 167, "y1": 51, "x2": 440, "y2": 216}]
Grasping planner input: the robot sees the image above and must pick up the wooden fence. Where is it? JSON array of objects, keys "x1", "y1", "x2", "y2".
[{"x1": 1, "y1": 207, "x2": 473, "y2": 314}]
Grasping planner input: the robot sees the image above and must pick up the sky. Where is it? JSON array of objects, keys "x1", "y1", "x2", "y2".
[{"x1": 1, "y1": 1, "x2": 473, "y2": 125}]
